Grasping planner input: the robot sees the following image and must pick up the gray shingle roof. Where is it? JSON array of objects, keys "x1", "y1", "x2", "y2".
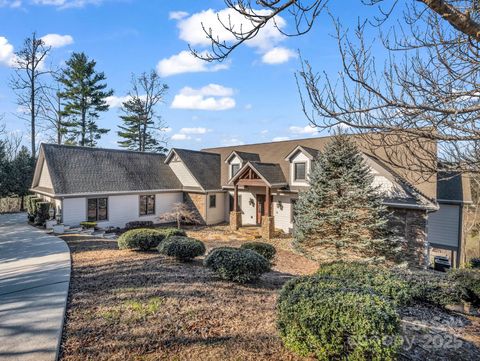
[
  {"x1": 247, "y1": 162, "x2": 287, "y2": 186},
  {"x1": 37, "y1": 144, "x2": 182, "y2": 195},
  {"x1": 437, "y1": 171, "x2": 472, "y2": 203},
  {"x1": 172, "y1": 149, "x2": 221, "y2": 190},
  {"x1": 235, "y1": 151, "x2": 261, "y2": 162}
]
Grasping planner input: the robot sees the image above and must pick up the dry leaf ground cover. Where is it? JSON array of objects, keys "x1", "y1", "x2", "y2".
[
  {"x1": 60, "y1": 225, "x2": 480, "y2": 361},
  {"x1": 59, "y1": 226, "x2": 317, "y2": 361}
]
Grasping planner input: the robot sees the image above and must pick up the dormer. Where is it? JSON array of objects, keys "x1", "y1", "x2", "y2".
[
  {"x1": 225, "y1": 150, "x2": 260, "y2": 180},
  {"x1": 284, "y1": 145, "x2": 320, "y2": 186}
]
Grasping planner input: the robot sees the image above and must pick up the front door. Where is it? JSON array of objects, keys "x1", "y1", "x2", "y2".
[{"x1": 256, "y1": 195, "x2": 265, "y2": 225}]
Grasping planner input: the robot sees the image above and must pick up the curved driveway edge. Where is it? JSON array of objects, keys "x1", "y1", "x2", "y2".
[{"x1": 0, "y1": 213, "x2": 71, "y2": 361}]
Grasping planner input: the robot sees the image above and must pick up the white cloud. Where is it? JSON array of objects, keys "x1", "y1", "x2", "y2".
[
  {"x1": 179, "y1": 127, "x2": 210, "y2": 134},
  {"x1": 262, "y1": 47, "x2": 296, "y2": 64},
  {"x1": 176, "y1": 8, "x2": 286, "y2": 52},
  {"x1": 272, "y1": 136, "x2": 290, "y2": 142},
  {"x1": 222, "y1": 138, "x2": 244, "y2": 146},
  {"x1": 169, "y1": 11, "x2": 189, "y2": 20},
  {"x1": 171, "y1": 84, "x2": 236, "y2": 111},
  {"x1": 156, "y1": 50, "x2": 229, "y2": 77},
  {"x1": 0, "y1": 0, "x2": 21, "y2": 8},
  {"x1": 106, "y1": 95, "x2": 128, "y2": 108},
  {"x1": 171, "y1": 133, "x2": 191, "y2": 141},
  {"x1": 245, "y1": 104, "x2": 252, "y2": 110},
  {"x1": 0, "y1": 36, "x2": 15, "y2": 66},
  {"x1": 41, "y1": 34, "x2": 74, "y2": 48},
  {"x1": 105, "y1": 94, "x2": 148, "y2": 108},
  {"x1": 260, "y1": 129, "x2": 268, "y2": 134},
  {"x1": 32, "y1": 0, "x2": 104, "y2": 9},
  {"x1": 289, "y1": 125, "x2": 318, "y2": 135}
]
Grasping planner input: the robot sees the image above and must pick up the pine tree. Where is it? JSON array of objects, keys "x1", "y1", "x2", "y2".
[
  {"x1": 59, "y1": 52, "x2": 112, "y2": 147},
  {"x1": 294, "y1": 134, "x2": 394, "y2": 261},
  {"x1": 117, "y1": 71, "x2": 169, "y2": 153},
  {"x1": 10, "y1": 146, "x2": 34, "y2": 210}
]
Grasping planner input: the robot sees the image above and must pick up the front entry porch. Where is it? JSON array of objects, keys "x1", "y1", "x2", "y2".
[{"x1": 228, "y1": 162, "x2": 287, "y2": 240}]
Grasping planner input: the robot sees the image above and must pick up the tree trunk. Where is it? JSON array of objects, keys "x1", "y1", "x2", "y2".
[
  {"x1": 81, "y1": 109, "x2": 86, "y2": 146},
  {"x1": 31, "y1": 65, "x2": 35, "y2": 158}
]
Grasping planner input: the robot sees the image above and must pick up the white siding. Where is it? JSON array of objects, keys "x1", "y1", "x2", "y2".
[
  {"x1": 61, "y1": 192, "x2": 183, "y2": 228},
  {"x1": 62, "y1": 197, "x2": 87, "y2": 226},
  {"x1": 273, "y1": 195, "x2": 296, "y2": 233},
  {"x1": 205, "y1": 192, "x2": 226, "y2": 225},
  {"x1": 38, "y1": 160, "x2": 53, "y2": 189},
  {"x1": 290, "y1": 152, "x2": 311, "y2": 186},
  {"x1": 168, "y1": 161, "x2": 200, "y2": 188},
  {"x1": 428, "y1": 204, "x2": 460, "y2": 248}
]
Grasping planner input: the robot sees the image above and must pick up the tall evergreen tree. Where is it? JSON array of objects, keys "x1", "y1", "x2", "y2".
[
  {"x1": 10, "y1": 146, "x2": 34, "y2": 210},
  {"x1": 59, "y1": 52, "x2": 112, "y2": 147},
  {"x1": 117, "y1": 71, "x2": 169, "y2": 153},
  {"x1": 294, "y1": 134, "x2": 394, "y2": 261}
]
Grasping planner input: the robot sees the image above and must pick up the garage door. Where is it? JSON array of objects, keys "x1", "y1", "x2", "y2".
[{"x1": 427, "y1": 204, "x2": 460, "y2": 248}]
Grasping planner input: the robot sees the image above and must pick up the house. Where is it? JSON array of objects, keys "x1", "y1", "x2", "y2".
[{"x1": 31, "y1": 134, "x2": 472, "y2": 267}]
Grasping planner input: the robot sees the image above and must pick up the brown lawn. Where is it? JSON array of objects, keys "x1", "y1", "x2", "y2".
[
  {"x1": 59, "y1": 226, "x2": 317, "y2": 361},
  {"x1": 59, "y1": 225, "x2": 480, "y2": 361}
]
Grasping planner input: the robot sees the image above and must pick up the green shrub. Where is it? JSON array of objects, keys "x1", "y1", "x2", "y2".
[
  {"x1": 468, "y1": 257, "x2": 480, "y2": 269},
  {"x1": 277, "y1": 275, "x2": 401, "y2": 361},
  {"x1": 240, "y1": 242, "x2": 276, "y2": 262},
  {"x1": 393, "y1": 269, "x2": 463, "y2": 307},
  {"x1": 125, "y1": 221, "x2": 154, "y2": 230},
  {"x1": 117, "y1": 228, "x2": 165, "y2": 251},
  {"x1": 157, "y1": 236, "x2": 206, "y2": 261},
  {"x1": 157, "y1": 227, "x2": 187, "y2": 239},
  {"x1": 448, "y1": 268, "x2": 480, "y2": 306},
  {"x1": 27, "y1": 197, "x2": 41, "y2": 222},
  {"x1": 316, "y1": 261, "x2": 411, "y2": 305},
  {"x1": 80, "y1": 221, "x2": 97, "y2": 229},
  {"x1": 203, "y1": 247, "x2": 270, "y2": 283},
  {"x1": 34, "y1": 202, "x2": 51, "y2": 226}
]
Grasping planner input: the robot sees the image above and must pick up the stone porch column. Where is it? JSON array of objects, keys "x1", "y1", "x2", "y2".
[
  {"x1": 261, "y1": 216, "x2": 275, "y2": 240},
  {"x1": 230, "y1": 211, "x2": 242, "y2": 231}
]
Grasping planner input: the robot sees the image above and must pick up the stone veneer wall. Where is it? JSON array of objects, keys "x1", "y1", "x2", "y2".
[
  {"x1": 184, "y1": 192, "x2": 206, "y2": 225},
  {"x1": 388, "y1": 208, "x2": 428, "y2": 267}
]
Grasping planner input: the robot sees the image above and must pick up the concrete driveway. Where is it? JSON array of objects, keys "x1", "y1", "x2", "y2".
[{"x1": 0, "y1": 213, "x2": 70, "y2": 361}]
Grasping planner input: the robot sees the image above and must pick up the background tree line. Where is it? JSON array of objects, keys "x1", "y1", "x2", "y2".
[{"x1": 0, "y1": 32, "x2": 170, "y2": 209}]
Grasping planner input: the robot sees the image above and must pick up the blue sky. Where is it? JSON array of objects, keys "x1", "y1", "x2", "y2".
[{"x1": 0, "y1": 0, "x2": 390, "y2": 150}]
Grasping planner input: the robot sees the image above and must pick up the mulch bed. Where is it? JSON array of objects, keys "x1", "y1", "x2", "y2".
[{"x1": 59, "y1": 226, "x2": 480, "y2": 361}]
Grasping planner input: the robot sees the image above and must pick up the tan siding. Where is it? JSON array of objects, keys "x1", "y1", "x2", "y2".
[
  {"x1": 38, "y1": 160, "x2": 53, "y2": 189},
  {"x1": 168, "y1": 161, "x2": 200, "y2": 188},
  {"x1": 205, "y1": 192, "x2": 225, "y2": 225}
]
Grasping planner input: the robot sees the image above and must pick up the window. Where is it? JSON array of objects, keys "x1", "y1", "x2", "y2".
[
  {"x1": 87, "y1": 198, "x2": 108, "y2": 222},
  {"x1": 209, "y1": 194, "x2": 216, "y2": 208},
  {"x1": 294, "y1": 162, "x2": 306, "y2": 181},
  {"x1": 231, "y1": 163, "x2": 240, "y2": 177},
  {"x1": 139, "y1": 195, "x2": 155, "y2": 216}
]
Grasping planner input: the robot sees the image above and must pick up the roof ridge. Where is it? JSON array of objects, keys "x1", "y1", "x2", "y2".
[
  {"x1": 173, "y1": 148, "x2": 220, "y2": 157},
  {"x1": 42, "y1": 143, "x2": 167, "y2": 157}
]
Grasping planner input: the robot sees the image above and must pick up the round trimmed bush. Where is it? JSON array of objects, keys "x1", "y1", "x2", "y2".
[
  {"x1": 277, "y1": 276, "x2": 402, "y2": 361},
  {"x1": 240, "y1": 242, "x2": 276, "y2": 262},
  {"x1": 158, "y1": 236, "x2": 206, "y2": 261},
  {"x1": 158, "y1": 227, "x2": 187, "y2": 239},
  {"x1": 117, "y1": 228, "x2": 165, "y2": 251},
  {"x1": 203, "y1": 247, "x2": 270, "y2": 283},
  {"x1": 316, "y1": 261, "x2": 411, "y2": 305}
]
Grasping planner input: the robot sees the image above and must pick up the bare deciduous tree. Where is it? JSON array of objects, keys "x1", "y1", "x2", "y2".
[
  {"x1": 40, "y1": 75, "x2": 71, "y2": 145},
  {"x1": 10, "y1": 32, "x2": 51, "y2": 158},
  {"x1": 158, "y1": 203, "x2": 201, "y2": 229}
]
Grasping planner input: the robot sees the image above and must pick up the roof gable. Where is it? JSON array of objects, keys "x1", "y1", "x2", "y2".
[
  {"x1": 228, "y1": 161, "x2": 287, "y2": 188},
  {"x1": 166, "y1": 148, "x2": 221, "y2": 191}
]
